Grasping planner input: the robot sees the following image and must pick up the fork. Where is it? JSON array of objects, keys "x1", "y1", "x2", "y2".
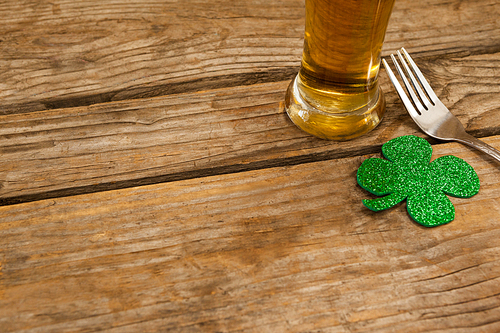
[{"x1": 382, "y1": 47, "x2": 500, "y2": 163}]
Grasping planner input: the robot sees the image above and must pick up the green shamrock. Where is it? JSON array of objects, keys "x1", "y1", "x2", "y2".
[{"x1": 357, "y1": 135, "x2": 480, "y2": 227}]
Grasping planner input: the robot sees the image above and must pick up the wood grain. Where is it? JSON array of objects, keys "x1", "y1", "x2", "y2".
[
  {"x1": 1, "y1": 0, "x2": 499, "y2": 114},
  {"x1": 1, "y1": 51, "x2": 500, "y2": 204},
  {"x1": 1, "y1": 137, "x2": 499, "y2": 332},
  {"x1": 2, "y1": 1, "x2": 500, "y2": 332}
]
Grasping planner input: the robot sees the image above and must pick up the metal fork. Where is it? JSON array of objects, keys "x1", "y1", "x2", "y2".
[{"x1": 382, "y1": 47, "x2": 500, "y2": 163}]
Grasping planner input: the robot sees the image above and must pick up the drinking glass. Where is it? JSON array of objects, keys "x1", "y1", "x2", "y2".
[{"x1": 285, "y1": 0, "x2": 395, "y2": 140}]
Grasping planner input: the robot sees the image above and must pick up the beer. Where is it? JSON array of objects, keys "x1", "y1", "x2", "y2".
[{"x1": 285, "y1": 0, "x2": 395, "y2": 140}]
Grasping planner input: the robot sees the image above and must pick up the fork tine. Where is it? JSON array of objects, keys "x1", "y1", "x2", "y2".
[
  {"x1": 382, "y1": 58, "x2": 420, "y2": 119},
  {"x1": 396, "y1": 50, "x2": 431, "y2": 109},
  {"x1": 401, "y1": 47, "x2": 439, "y2": 103},
  {"x1": 389, "y1": 53, "x2": 426, "y2": 114}
]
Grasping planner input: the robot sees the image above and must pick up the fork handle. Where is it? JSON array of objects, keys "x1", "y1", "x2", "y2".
[{"x1": 457, "y1": 133, "x2": 500, "y2": 163}]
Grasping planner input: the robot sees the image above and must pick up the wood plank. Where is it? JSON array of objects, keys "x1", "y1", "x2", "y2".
[
  {"x1": 1, "y1": 137, "x2": 499, "y2": 332},
  {"x1": 383, "y1": 0, "x2": 500, "y2": 56},
  {"x1": 1, "y1": 0, "x2": 499, "y2": 113},
  {"x1": 1, "y1": 51, "x2": 500, "y2": 204}
]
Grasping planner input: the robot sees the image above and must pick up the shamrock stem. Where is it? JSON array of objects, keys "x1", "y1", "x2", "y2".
[{"x1": 363, "y1": 192, "x2": 406, "y2": 212}]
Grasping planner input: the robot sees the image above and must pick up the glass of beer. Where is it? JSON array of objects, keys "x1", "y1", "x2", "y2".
[{"x1": 285, "y1": 0, "x2": 395, "y2": 140}]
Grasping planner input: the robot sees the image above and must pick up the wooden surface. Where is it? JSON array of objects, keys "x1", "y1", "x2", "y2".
[{"x1": 1, "y1": 0, "x2": 500, "y2": 332}]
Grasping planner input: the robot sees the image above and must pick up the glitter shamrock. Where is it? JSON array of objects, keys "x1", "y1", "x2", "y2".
[{"x1": 357, "y1": 135, "x2": 480, "y2": 227}]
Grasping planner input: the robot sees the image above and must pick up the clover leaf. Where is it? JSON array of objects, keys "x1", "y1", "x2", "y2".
[{"x1": 357, "y1": 135, "x2": 480, "y2": 227}]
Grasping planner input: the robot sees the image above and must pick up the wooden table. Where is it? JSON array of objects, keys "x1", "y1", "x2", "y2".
[{"x1": 1, "y1": 0, "x2": 499, "y2": 331}]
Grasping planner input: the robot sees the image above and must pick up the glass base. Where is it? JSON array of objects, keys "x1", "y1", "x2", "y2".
[{"x1": 284, "y1": 76, "x2": 385, "y2": 141}]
